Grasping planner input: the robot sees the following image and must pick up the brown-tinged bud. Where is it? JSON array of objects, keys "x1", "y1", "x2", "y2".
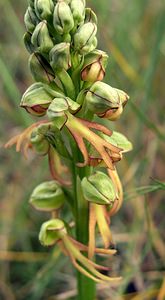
[
  {"x1": 20, "y1": 83, "x2": 55, "y2": 116},
  {"x1": 81, "y1": 49, "x2": 108, "y2": 82},
  {"x1": 85, "y1": 81, "x2": 129, "y2": 120}
]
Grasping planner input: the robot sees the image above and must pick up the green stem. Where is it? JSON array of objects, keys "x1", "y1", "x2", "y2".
[
  {"x1": 69, "y1": 58, "x2": 96, "y2": 299},
  {"x1": 76, "y1": 202, "x2": 96, "y2": 299},
  {"x1": 73, "y1": 165, "x2": 96, "y2": 300}
]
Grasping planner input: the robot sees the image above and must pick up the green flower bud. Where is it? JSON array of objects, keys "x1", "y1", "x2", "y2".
[
  {"x1": 24, "y1": 6, "x2": 39, "y2": 33},
  {"x1": 85, "y1": 81, "x2": 129, "y2": 120},
  {"x1": 81, "y1": 49, "x2": 108, "y2": 82},
  {"x1": 29, "y1": 181, "x2": 65, "y2": 211},
  {"x1": 39, "y1": 218, "x2": 67, "y2": 246},
  {"x1": 53, "y1": 1, "x2": 74, "y2": 35},
  {"x1": 84, "y1": 8, "x2": 97, "y2": 24},
  {"x1": 101, "y1": 131, "x2": 133, "y2": 153},
  {"x1": 29, "y1": 52, "x2": 55, "y2": 84},
  {"x1": 47, "y1": 97, "x2": 80, "y2": 129},
  {"x1": 31, "y1": 21, "x2": 54, "y2": 53},
  {"x1": 24, "y1": 32, "x2": 35, "y2": 54},
  {"x1": 74, "y1": 22, "x2": 97, "y2": 54},
  {"x1": 82, "y1": 171, "x2": 116, "y2": 205},
  {"x1": 30, "y1": 126, "x2": 50, "y2": 155},
  {"x1": 70, "y1": 0, "x2": 86, "y2": 24},
  {"x1": 34, "y1": 0, "x2": 54, "y2": 21},
  {"x1": 49, "y1": 43, "x2": 71, "y2": 72},
  {"x1": 88, "y1": 37, "x2": 98, "y2": 53},
  {"x1": 20, "y1": 83, "x2": 55, "y2": 116}
]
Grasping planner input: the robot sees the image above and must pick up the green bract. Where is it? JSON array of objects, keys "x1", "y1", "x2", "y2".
[
  {"x1": 29, "y1": 181, "x2": 65, "y2": 211},
  {"x1": 50, "y1": 43, "x2": 71, "y2": 72},
  {"x1": 39, "y1": 219, "x2": 67, "y2": 246},
  {"x1": 82, "y1": 171, "x2": 117, "y2": 205},
  {"x1": 31, "y1": 21, "x2": 54, "y2": 53},
  {"x1": 29, "y1": 52, "x2": 55, "y2": 84},
  {"x1": 53, "y1": 1, "x2": 74, "y2": 35},
  {"x1": 20, "y1": 83, "x2": 55, "y2": 116}
]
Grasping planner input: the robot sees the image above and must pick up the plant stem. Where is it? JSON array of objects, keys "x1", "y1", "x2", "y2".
[
  {"x1": 74, "y1": 168, "x2": 96, "y2": 300},
  {"x1": 70, "y1": 64, "x2": 96, "y2": 298}
]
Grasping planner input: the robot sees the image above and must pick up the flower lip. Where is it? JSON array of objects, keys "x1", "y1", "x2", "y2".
[{"x1": 21, "y1": 103, "x2": 50, "y2": 116}]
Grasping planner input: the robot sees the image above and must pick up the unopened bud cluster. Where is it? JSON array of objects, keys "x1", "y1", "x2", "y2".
[{"x1": 22, "y1": 0, "x2": 129, "y2": 124}]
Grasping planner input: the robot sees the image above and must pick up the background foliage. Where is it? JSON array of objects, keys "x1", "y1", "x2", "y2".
[{"x1": 0, "y1": 0, "x2": 165, "y2": 299}]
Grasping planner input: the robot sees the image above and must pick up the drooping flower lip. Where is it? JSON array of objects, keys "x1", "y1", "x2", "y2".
[
  {"x1": 5, "y1": 121, "x2": 72, "y2": 186},
  {"x1": 65, "y1": 113, "x2": 122, "y2": 170},
  {"x1": 85, "y1": 81, "x2": 129, "y2": 120},
  {"x1": 4, "y1": 121, "x2": 49, "y2": 157}
]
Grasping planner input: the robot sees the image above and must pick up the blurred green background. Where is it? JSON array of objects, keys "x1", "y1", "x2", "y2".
[{"x1": 0, "y1": 0, "x2": 165, "y2": 299}]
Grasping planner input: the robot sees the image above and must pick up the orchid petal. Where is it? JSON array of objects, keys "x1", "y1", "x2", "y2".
[
  {"x1": 88, "y1": 204, "x2": 97, "y2": 259},
  {"x1": 95, "y1": 205, "x2": 113, "y2": 248},
  {"x1": 48, "y1": 146, "x2": 71, "y2": 186}
]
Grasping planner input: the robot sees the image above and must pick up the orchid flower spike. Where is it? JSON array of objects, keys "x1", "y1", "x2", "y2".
[{"x1": 5, "y1": 0, "x2": 132, "y2": 291}]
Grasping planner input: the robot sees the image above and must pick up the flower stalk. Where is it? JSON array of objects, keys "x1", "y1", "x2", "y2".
[{"x1": 5, "y1": 0, "x2": 132, "y2": 299}]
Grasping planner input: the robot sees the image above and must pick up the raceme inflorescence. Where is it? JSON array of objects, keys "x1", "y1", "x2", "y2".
[{"x1": 5, "y1": 0, "x2": 132, "y2": 288}]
